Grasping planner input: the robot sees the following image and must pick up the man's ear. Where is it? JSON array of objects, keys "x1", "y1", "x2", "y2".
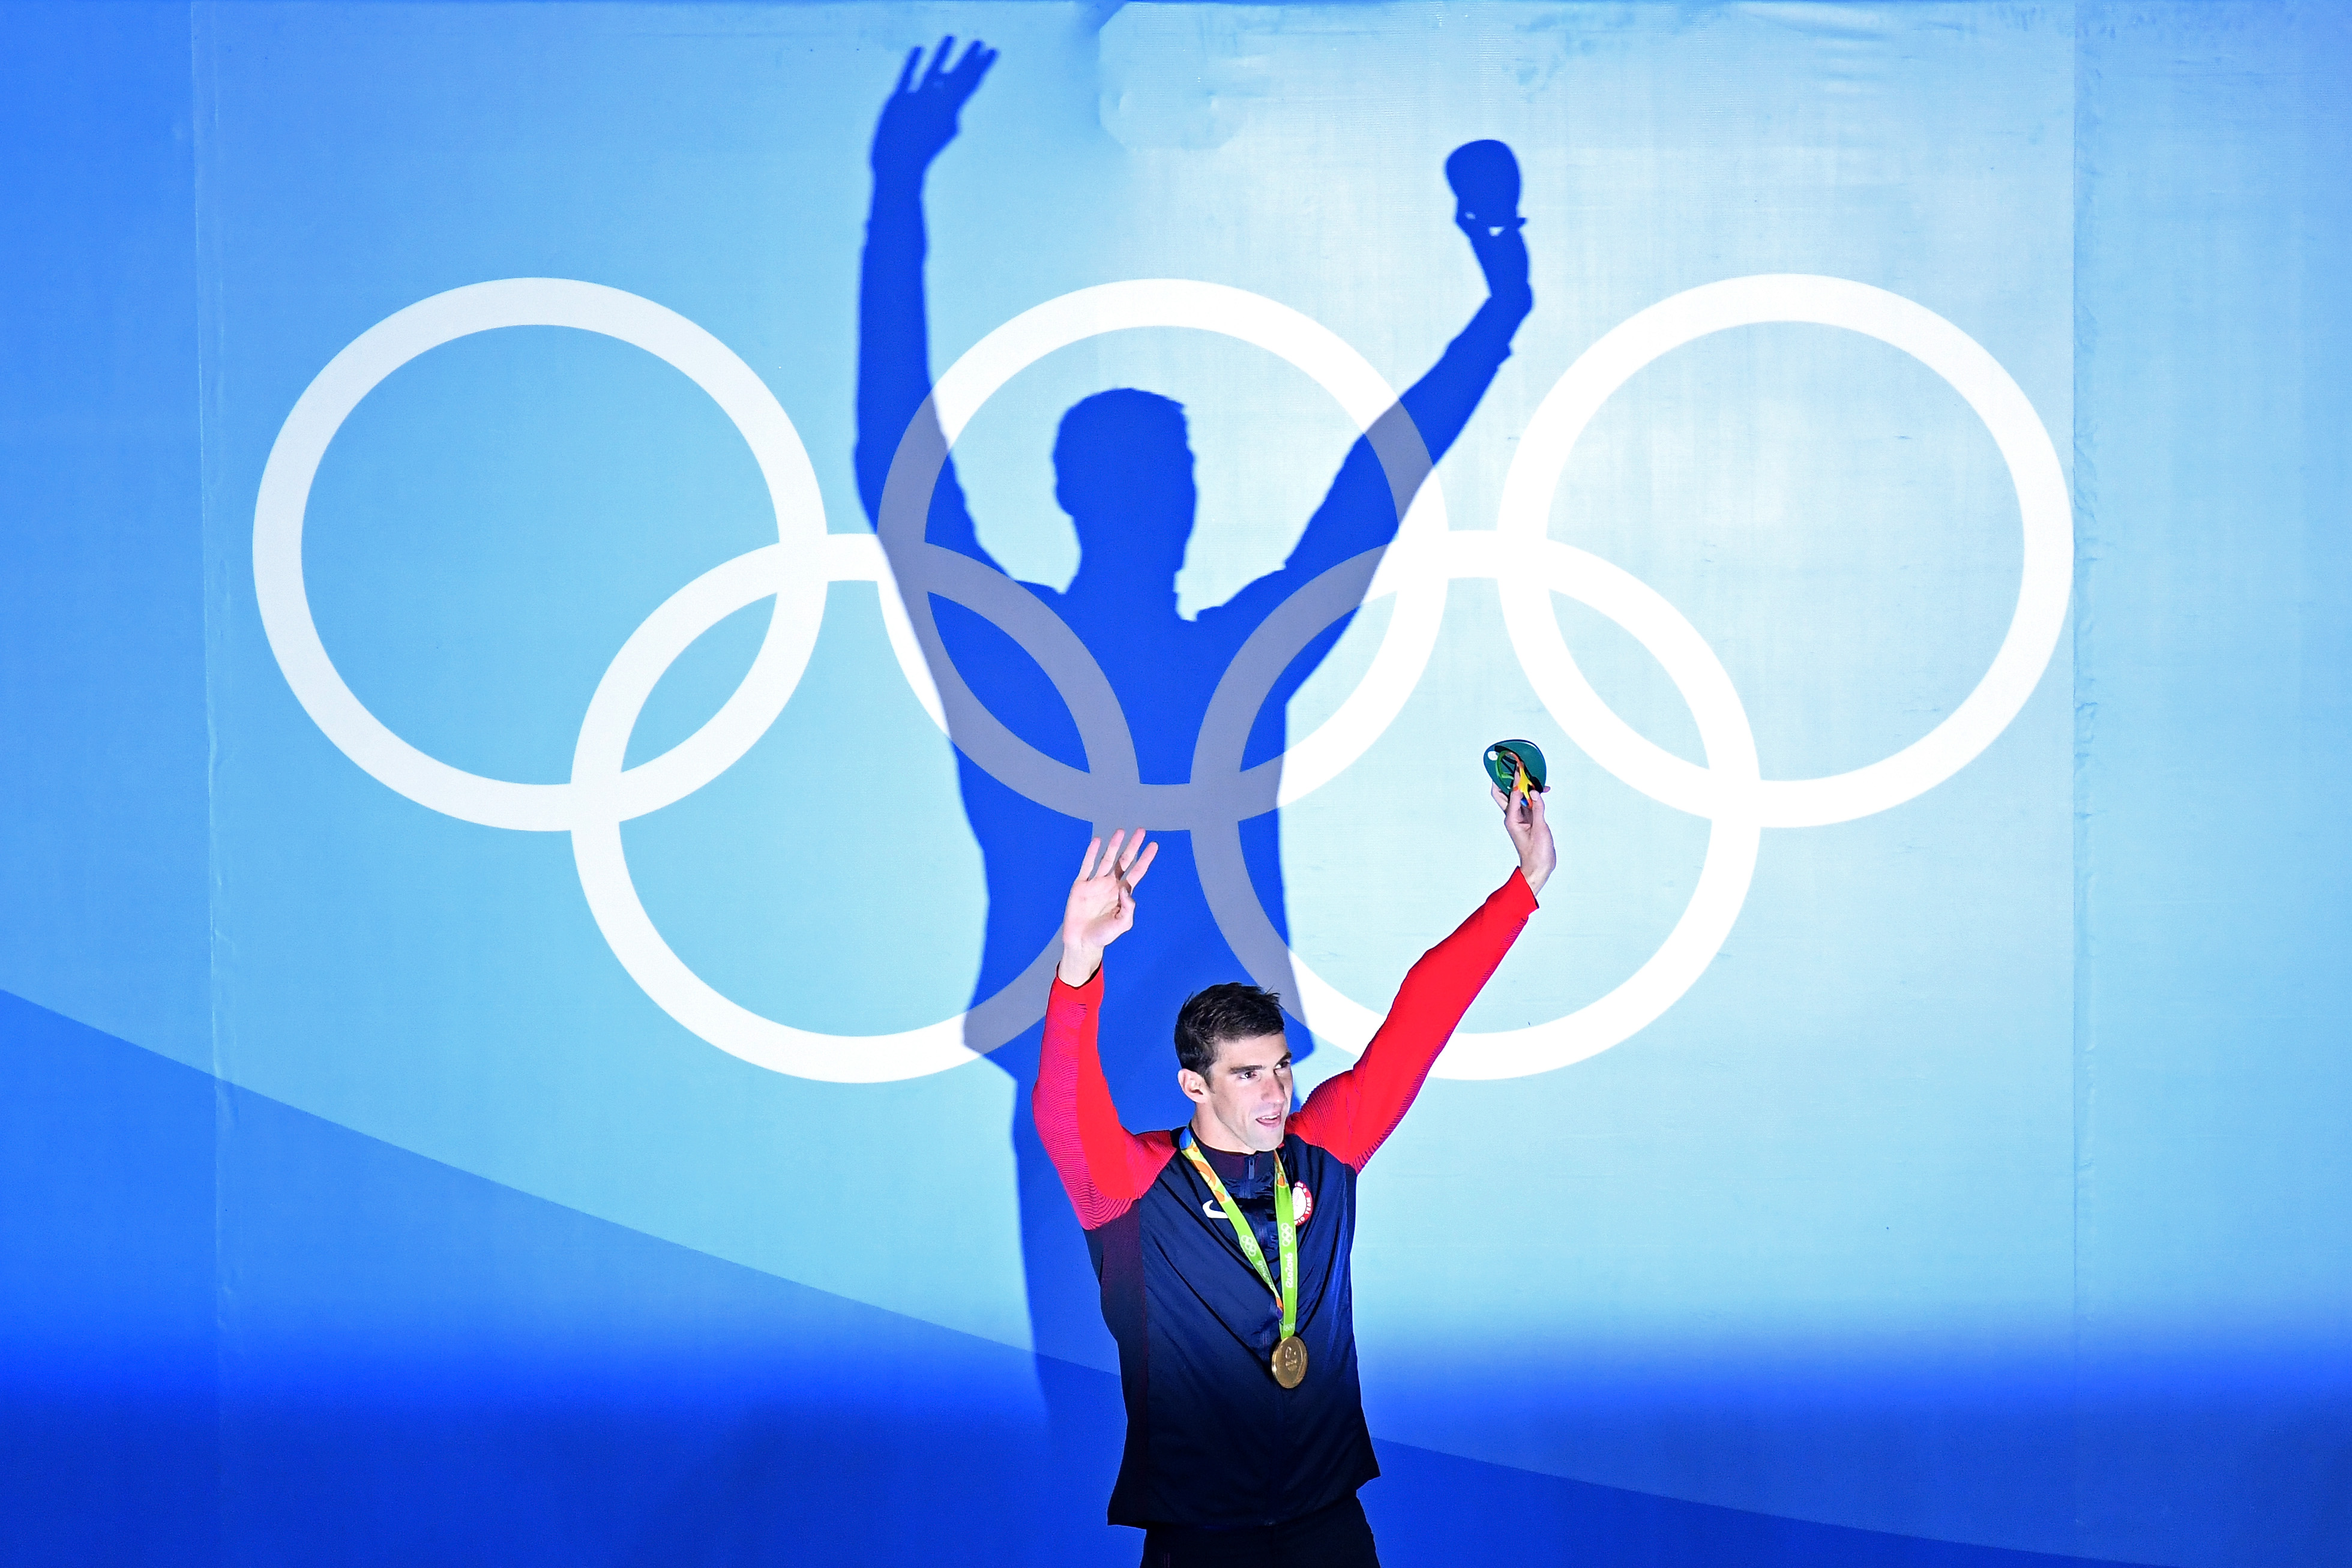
[{"x1": 1177, "y1": 1067, "x2": 1209, "y2": 1104}]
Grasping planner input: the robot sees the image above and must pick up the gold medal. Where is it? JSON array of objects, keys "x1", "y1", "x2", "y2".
[
  {"x1": 1271, "y1": 1333, "x2": 1308, "y2": 1389},
  {"x1": 1180, "y1": 1134, "x2": 1309, "y2": 1390}
]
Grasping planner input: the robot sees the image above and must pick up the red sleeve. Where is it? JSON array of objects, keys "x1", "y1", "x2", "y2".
[
  {"x1": 1032, "y1": 967, "x2": 1176, "y2": 1230},
  {"x1": 1289, "y1": 870, "x2": 1539, "y2": 1171}
]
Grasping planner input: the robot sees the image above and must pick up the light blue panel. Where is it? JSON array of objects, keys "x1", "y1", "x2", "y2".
[
  {"x1": 2072, "y1": 6, "x2": 2352, "y2": 1566},
  {"x1": 194, "y1": 0, "x2": 2084, "y2": 1546},
  {"x1": 0, "y1": 0, "x2": 209, "y2": 1063}
]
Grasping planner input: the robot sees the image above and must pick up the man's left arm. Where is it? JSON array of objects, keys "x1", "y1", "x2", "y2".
[{"x1": 1290, "y1": 783, "x2": 1554, "y2": 1170}]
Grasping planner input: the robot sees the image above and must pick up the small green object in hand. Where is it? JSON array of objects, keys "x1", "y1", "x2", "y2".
[{"x1": 1483, "y1": 739, "x2": 1547, "y2": 798}]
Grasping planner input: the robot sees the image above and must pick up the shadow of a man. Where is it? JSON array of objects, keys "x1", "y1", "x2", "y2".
[{"x1": 853, "y1": 39, "x2": 1532, "y2": 1380}]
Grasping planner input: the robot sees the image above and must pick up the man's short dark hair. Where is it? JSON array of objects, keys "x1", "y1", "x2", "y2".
[{"x1": 1174, "y1": 984, "x2": 1286, "y2": 1078}]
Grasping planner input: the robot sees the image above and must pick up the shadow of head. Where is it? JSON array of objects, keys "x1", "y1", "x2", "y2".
[{"x1": 1054, "y1": 389, "x2": 1197, "y2": 586}]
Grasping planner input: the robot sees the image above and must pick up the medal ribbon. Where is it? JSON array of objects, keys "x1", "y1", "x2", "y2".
[{"x1": 1179, "y1": 1132, "x2": 1298, "y2": 1343}]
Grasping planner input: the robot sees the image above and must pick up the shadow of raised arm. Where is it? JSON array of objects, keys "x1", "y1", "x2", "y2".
[
  {"x1": 1225, "y1": 143, "x2": 1536, "y2": 622},
  {"x1": 854, "y1": 37, "x2": 1002, "y2": 571}
]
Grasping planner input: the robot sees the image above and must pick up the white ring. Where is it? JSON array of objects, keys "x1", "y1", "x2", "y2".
[
  {"x1": 567, "y1": 538, "x2": 1062, "y2": 1081},
  {"x1": 259, "y1": 275, "x2": 2068, "y2": 1083},
  {"x1": 875, "y1": 280, "x2": 1454, "y2": 828},
  {"x1": 251, "y1": 278, "x2": 831, "y2": 832},
  {"x1": 1199, "y1": 278, "x2": 2070, "y2": 1072},
  {"x1": 1193, "y1": 532, "x2": 1763, "y2": 1079},
  {"x1": 1497, "y1": 274, "x2": 2071, "y2": 828},
  {"x1": 570, "y1": 280, "x2": 1466, "y2": 1078}
]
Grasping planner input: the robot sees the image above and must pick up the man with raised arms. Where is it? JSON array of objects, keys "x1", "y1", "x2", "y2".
[{"x1": 1037, "y1": 782, "x2": 1556, "y2": 1567}]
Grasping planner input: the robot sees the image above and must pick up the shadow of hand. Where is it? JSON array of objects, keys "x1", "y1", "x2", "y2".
[{"x1": 872, "y1": 36, "x2": 999, "y2": 176}]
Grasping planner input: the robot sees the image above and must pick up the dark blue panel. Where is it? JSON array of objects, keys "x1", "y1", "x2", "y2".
[
  {"x1": 1368, "y1": 1440, "x2": 2152, "y2": 1568},
  {"x1": 7, "y1": 989, "x2": 2159, "y2": 1567},
  {"x1": 204, "y1": 1023, "x2": 1113, "y2": 1565},
  {"x1": 1, "y1": 993, "x2": 221, "y2": 1568}
]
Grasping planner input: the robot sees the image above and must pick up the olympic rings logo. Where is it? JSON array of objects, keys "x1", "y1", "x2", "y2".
[{"x1": 254, "y1": 274, "x2": 2069, "y2": 1084}]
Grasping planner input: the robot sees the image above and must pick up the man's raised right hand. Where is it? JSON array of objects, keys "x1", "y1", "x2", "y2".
[{"x1": 1058, "y1": 830, "x2": 1157, "y2": 986}]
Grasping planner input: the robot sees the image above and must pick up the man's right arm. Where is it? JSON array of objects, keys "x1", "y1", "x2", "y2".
[
  {"x1": 1033, "y1": 829, "x2": 1173, "y2": 1228},
  {"x1": 1033, "y1": 969, "x2": 1175, "y2": 1230}
]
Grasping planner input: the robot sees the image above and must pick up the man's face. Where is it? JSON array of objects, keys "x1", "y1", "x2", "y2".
[{"x1": 1180, "y1": 1033, "x2": 1294, "y2": 1153}]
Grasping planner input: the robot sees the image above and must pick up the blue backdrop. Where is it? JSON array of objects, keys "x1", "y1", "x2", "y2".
[{"x1": 3, "y1": 4, "x2": 2346, "y2": 1566}]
